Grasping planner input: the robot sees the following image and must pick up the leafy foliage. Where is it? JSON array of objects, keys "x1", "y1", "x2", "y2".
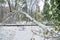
[
  {"x1": 0, "y1": 0, "x2": 5, "y2": 3},
  {"x1": 42, "y1": 0, "x2": 60, "y2": 26}
]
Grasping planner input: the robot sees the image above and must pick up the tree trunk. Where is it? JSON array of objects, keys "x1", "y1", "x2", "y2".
[
  {"x1": 15, "y1": 0, "x2": 17, "y2": 10},
  {"x1": 0, "y1": 4, "x2": 3, "y2": 22},
  {"x1": 7, "y1": 0, "x2": 12, "y2": 12}
]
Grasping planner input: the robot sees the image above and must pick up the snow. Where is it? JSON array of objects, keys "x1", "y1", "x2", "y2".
[
  {"x1": 0, "y1": 26, "x2": 36, "y2": 40},
  {"x1": 0, "y1": 26, "x2": 59, "y2": 40},
  {"x1": 0, "y1": 26, "x2": 44, "y2": 40}
]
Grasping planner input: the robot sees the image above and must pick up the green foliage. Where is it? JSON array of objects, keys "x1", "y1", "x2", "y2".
[
  {"x1": 43, "y1": 0, "x2": 51, "y2": 21},
  {"x1": 34, "y1": 12, "x2": 40, "y2": 21},
  {"x1": 30, "y1": 38, "x2": 35, "y2": 40},
  {"x1": 0, "y1": 0, "x2": 5, "y2": 3},
  {"x1": 42, "y1": 0, "x2": 60, "y2": 26}
]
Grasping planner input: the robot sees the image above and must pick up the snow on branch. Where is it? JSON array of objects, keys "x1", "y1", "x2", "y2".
[
  {"x1": 1, "y1": 9, "x2": 50, "y2": 30},
  {"x1": 20, "y1": 10, "x2": 51, "y2": 30}
]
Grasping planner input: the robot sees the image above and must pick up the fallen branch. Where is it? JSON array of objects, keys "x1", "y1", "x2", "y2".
[{"x1": 20, "y1": 10, "x2": 50, "y2": 30}]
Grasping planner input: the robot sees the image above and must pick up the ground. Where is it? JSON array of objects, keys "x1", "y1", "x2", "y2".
[{"x1": 0, "y1": 26, "x2": 59, "y2": 40}]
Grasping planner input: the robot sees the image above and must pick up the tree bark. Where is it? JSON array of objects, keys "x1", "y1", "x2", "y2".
[
  {"x1": 0, "y1": 4, "x2": 3, "y2": 22},
  {"x1": 7, "y1": 0, "x2": 12, "y2": 12}
]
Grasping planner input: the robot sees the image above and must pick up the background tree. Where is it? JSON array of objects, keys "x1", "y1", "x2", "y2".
[
  {"x1": 0, "y1": 0, "x2": 5, "y2": 22},
  {"x1": 42, "y1": 0, "x2": 60, "y2": 27},
  {"x1": 7, "y1": 0, "x2": 12, "y2": 12}
]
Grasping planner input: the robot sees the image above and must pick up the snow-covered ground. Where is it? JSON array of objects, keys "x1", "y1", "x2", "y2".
[
  {"x1": 0, "y1": 26, "x2": 40, "y2": 40},
  {"x1": 0, "y1": 26, "x2": 59, "y2": 40}
]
